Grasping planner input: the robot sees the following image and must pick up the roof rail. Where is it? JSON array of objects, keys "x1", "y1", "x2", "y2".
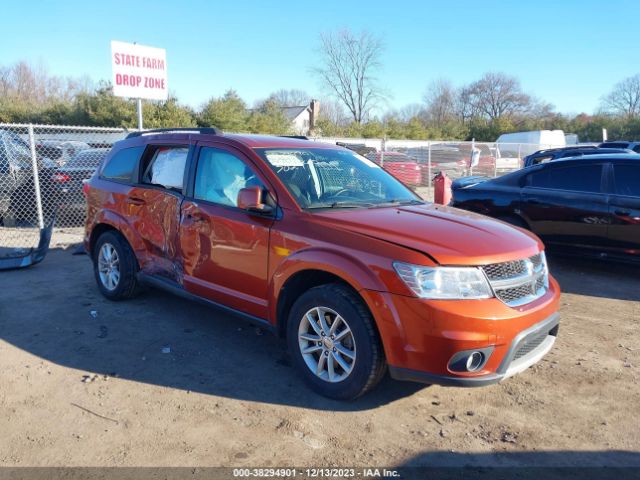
[
  {"x1": 278, "y1": 135, "x2": 309, "y2": 140},
  {"x1": 125, "y1": 127, "x2": 222, "y2": 139}
]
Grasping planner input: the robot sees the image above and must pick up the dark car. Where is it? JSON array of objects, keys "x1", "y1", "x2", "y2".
[
  {"x1": 523, "y1": 146, "x2": 635, "y2": 167},
  {"x1": 451, "y1": 154, "x2": 640, "y2": 263},
  {"x1": 599, "y1": 140, "x2": 640, "y2": 153},
  {"x1": 52, "y1": 148, "x2": 109, "y2": 222},
  {"x1": 0, "y1": 129, "x2": 57, "y2": 227},
  {"x1": 36, "y1": 140, "x2": 91, "y2": 167}
]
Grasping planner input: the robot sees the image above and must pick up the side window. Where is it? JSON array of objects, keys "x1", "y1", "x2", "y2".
[
  {"x1": 529, "y1": 164, "x2": 603, "y2": 193},
  {"x1": 613, "y1": 164, "x2": 640, "y2": 196},
  {"x1": 101, "y1": 146, "x2": 144, "y2": 183},
  {"x1": 633, "y1": 145, "x2": 640, "y2": 153},
  {"x1": 194, "y1": 147, "x2": 264, "y2": 207},
  {"x1": 142, "y1": 146, "x2": 189, "y2": 191}
]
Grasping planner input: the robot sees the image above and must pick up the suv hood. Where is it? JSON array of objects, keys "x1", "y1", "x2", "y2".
[{"x1": 312, "y1": 204, "x2": 542, "y2": 265}]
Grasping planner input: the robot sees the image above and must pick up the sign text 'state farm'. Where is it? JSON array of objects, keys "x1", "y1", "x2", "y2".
[{"x1": 111, "y1": 40, "x2": 168, "y2": 100}]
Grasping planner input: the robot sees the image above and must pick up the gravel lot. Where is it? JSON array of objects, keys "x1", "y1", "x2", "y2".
[{"x1": 0, "y1": 237, "x2": 638, "y2": 469}]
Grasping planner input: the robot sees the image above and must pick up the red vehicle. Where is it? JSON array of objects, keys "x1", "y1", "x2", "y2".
[
  {"x1": 366, "y1": 151, "x2": 424, "y2": 186},
  {"x1": 85, "y1": 129, "x2": 560, "y2": 399}
]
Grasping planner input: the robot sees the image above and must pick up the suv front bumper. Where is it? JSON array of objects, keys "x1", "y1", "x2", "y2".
[
  {"x1": 361, "y1": 275, "x2": 561, "y2": 386},
  {"x1": 388, "y1": 312, "x2": 559, "y2": 386}
]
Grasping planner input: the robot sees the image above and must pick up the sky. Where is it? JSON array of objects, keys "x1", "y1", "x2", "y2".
[{"x1": 2, "y1": 0, "x2": 639, "y2": 116}]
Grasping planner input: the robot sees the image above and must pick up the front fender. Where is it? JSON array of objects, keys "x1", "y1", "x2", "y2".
[{"x1": 268, "y1": 247, "x2": 387, "y2": 324}]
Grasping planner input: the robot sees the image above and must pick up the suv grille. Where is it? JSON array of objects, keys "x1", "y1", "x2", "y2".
[{"x1": 481, "y1": 253, "x2": 548, "y2": 307}]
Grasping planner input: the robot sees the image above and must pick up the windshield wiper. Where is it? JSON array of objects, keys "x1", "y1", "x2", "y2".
[
  {"x1": 370, "y1": 199, "x2": 424, "y2": 208},
  {"x1": 306, "y1": 201, "x2": 375, "y2": 210}
]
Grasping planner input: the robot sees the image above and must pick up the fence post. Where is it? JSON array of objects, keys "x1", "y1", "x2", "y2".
[
  {"x1": 27, "y1": 124, "x2": 45, "y2": 229},
  {"x1": 380, "y1": 137, "x2": 385, "y2": 167},
  {"x1": 427, "y1": 141, "x2": 432, "y2": 194}
]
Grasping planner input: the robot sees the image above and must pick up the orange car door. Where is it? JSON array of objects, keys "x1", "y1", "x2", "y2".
[{"x1": 179, "y1": 143, "x2": 275, "y2": 319}]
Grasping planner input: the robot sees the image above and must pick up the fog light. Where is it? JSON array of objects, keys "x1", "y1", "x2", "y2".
[
  {"x1": 466, "y1": 351, "x2": 484, "y2": 372},
  {"x1": 448, "y1": 346, "x2": 493, "y2": 373}
]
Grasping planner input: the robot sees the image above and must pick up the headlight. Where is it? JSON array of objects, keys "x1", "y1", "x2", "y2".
[{"x1": 393, "y1": 262, "x2": 493, "y2": 300}]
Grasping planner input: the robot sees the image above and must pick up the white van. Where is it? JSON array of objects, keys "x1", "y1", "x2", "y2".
[{"x1": 496, "y1": 130, "x2": 566, "y2": 158}]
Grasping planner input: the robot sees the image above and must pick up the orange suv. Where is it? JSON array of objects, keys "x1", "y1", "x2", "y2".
[{"x1": 84, "y1": 128, "x2": 560, "y2": 399}]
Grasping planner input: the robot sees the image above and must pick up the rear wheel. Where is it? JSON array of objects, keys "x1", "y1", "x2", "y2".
[
  {"x1": 287, "y1": 284, "x2": 386, "y2": 400},
  {"x1": 93, "y1": 231, "x2": 140, "y2": 300}
]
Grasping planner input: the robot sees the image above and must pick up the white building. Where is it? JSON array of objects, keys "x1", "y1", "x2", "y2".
[{"x1": 281, "y1": 100, "x2": 320, "y2": 136}]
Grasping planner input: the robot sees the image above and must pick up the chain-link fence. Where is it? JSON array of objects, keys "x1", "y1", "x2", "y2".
[
  {"x1": 313, "y1": 137, "x2": 568, "y2": 201},
  {"x1": 0, "y1": 124, "x2": 127, "y2": 264},
  {"x1": 0, "y1": 123, "x2": 567, "y2": 263}
]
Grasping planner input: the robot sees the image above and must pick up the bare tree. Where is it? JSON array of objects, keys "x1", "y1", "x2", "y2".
[
  {"x1": 269, "y1": 89, "x2": 311, "y2": 107},
  {"x1": 317, "y1": 97, "x2": 349, "y2": 125},
  {"x1": 601, "y1": 74, "x2": 640, "y2": 118},
  {"x1": 466, "y1": 72, "x2": 531, "y2": 120},
  {"x1": 397, "y1": 103, "x2": 426, "y2": 122},
  {"x1": 314, "y1": 29, "x2": 385, "y2": 123},
  {"x1": 455, "y1": 85, "x2": 481, "y2": 125},
  {"x1": 423, "y1": 79, "x2": 456, "y2": 124},
  {"x1": 0, "y1": 60, "x2": 94, "y2": 106}
]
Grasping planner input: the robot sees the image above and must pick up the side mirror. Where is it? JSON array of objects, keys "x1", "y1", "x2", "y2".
[{"x1": 237, "y1": 186, "x2": 274, "y2": 215}]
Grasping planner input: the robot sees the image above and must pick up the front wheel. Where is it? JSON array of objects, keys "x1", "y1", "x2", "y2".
[{"x1": 287, "y1": 284, "x2": 386, "y2": 400}]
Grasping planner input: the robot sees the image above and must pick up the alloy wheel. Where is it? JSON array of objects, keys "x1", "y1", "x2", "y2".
[{"x1": 298, "y1": 306, "x2": 356, "y2": 383}]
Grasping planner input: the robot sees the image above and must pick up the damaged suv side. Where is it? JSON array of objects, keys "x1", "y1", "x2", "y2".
[{"x1": 85, "y1": 129, "x2": 560, "y2": 399}]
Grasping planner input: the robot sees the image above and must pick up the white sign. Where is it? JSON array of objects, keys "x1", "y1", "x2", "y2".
[{"x1": 111, "y1": 40, "x2": 168, "y2": 100}]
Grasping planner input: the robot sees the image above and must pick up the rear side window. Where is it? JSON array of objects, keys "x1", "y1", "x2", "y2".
[
  {"x1": 633, "y1": 145, "x2": 640, "y2": 153},
  {"x1": 142, "y1": 146, "x2": 188, "y2": 192},
  {"x1": 101, "y1": 146, "x2": 144, "y2": 183},
  {"x1": 613, "y1": 164, "x2": 640, "y2": 196},
  {"x1": 529, "y1": 164, "x2": 603, "y2": 193}
]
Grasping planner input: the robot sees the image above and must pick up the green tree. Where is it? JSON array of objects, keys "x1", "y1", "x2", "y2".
[
  {"x1": 74, "y1": 82, "x2": 137, "y2": 127},
  {"x1": 144, "y1": 97, "x2": 196, "y2": 128},
  {"x1": 246, "y1": 99, "x2": 291, "y2": 134},
  {"x1": 199, "y1": 89, "x2": 248, "y2": 132}
]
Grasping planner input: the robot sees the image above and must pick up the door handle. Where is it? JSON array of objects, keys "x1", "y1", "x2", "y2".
[
  {"x1": 614, "y1": 210, "x2": 631, "y2": 216},
  {"x1": 126, "y1": 197, "x2": 146, "y2": 206}
]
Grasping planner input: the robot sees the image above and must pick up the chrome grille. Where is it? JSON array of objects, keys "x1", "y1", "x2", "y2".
[{"x1": 481, "y1": 253, "x2": 548, "y2": 307}]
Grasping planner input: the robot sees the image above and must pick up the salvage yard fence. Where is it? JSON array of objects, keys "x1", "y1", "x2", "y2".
[{"x1": 0, "y1": 123, "x2": 557, "y2": 263}]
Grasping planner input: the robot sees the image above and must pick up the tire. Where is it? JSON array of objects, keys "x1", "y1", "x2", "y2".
[
  {"x1": 92, "y1": 230, "x2": 141, "y2": 300},
  {"x1": 498, "y1": 215, "x2": 529, "y2": 230},
  {"x1": 287, "y1": 284, "x2": 386, "y2": 400}
]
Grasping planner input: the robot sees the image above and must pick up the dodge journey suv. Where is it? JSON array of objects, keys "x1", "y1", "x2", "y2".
[{"x1": 84, "y1": 128, "x2": 560, "y2": 399}]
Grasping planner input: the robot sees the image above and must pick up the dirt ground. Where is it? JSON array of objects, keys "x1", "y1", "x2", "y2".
[{"x1": 0, "y1": 236, "x2": 639, "y2": 469}]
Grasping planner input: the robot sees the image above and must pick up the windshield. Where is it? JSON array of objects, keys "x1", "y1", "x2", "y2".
[{"x1": 256, "y1": 147, "x2": 421, "y2": 209}]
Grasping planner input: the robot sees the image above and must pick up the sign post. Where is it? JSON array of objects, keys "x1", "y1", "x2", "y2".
[{"x1": 110, "y1": 40, "x2": 168, "y2": 129}]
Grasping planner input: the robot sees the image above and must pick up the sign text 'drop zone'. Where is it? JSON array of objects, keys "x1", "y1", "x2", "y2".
[{"x1": 111, "y1": 40, "x2": 168, "y2": 101}]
